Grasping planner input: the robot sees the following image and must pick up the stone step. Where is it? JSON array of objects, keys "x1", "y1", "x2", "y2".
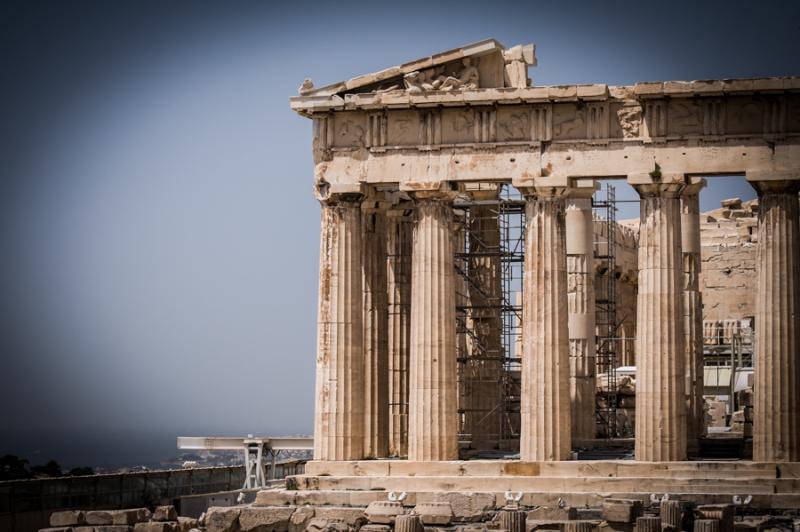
[
  {"x1": 289, "y1": 474, "x2": 796, "y2": 494},
  {"x1": 301, "y1": 460, "x2": 798, "y2": 479},
  {"x1": 254, "y1": 489, "x2": 800, "y2": 511}
]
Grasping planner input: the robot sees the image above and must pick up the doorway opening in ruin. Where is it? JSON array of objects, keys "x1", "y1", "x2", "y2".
[
  {"x1": 593, "y1": 179, "x2": 640, "y2": 443},
  {"x1": 698, "y1": 175, "x2": 757, "y2": 442},
  {"x1": 592, "y1": 179, "x2": 639, "y2": 444},
  {"x1": 593, "y1": 183, "x2": 620, "y2": 440},
  {"x1": 452, "y1": 181, "x2": 643, "y2": 457},
  {"x1": 448, "y1": 175, "x2": 763, "y2": 455},
  {"x1": 453, "y1": 184, "x2": 524, "y2": 456}
]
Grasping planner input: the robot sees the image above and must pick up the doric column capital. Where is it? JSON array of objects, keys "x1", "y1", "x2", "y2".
[
  {"x1": 681, "y1": 177, "x2": 707, "y2": 197},
  {"x1": 566, "y1": 178, "x2": 598, "y2": 200},
  {"x1": 517, "y1": 185, "x2": 570, "y2": 199},
  {"x1": 462, "y1": 182, "x2": 500, "y2": 202},
  {"x1": 748, "y1": 178, "x2": 800, "y2": 197},
  {"x1": 315, "y1": 180, "x2": 365, "y2": 205},
  {"x1": 520, "y1": 179, "x2": 596, "y2": 201},
  {"x1": 386, "y1": 204, "x2": 415, "y2": 218},
  {"x1": 362, "y1": 186, "x2": 414, "y2": 212},
  {"x1": 565, "y1": 196, "x2": 592, "y2": 212},
  {"x1": 408, "y1": 190, "x2": 458, "y2": 203},
  {"x1": 632, "y1": 181, "x2": 686, "y2": 198},
  {"x1": 402, "y1": 181, "x2": 459, "y2": 202}
]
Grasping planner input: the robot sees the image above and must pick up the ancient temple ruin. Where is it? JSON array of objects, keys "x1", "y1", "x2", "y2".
[
  {"x1": 279, "y1": 38, "x2": 800, "y2": 505},
  {"x1": 31, "y1": 38, "x2": 800, "y2": 532}
]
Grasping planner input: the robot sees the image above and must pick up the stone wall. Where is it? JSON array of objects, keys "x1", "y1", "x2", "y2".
[
  {"x1": 594, "y1": 219, "x2": 639, "y2": 367},
  {"x1": 699, "y1": 198, "x2": 758, "y2": 323}
]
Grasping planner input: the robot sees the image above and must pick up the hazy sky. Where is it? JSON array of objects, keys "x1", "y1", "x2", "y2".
[{"x1": 1, "y1": 0, "x2": 798, "y2": 467}]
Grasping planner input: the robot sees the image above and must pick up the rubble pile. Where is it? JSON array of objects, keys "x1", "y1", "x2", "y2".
[
  {"x1": 43, "y1": 498, "x2": 800, "y2": 532},
  {"x1": 41, "y1": 506, "x2": 197, "y2": 532},
  {"x1": 596, "y1": 374, "x2": 636, "y2": 438}
]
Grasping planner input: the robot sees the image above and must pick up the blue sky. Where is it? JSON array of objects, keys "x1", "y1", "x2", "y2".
[{"x1": 0, "y1": 0, "x2": 797, "y2": 466}]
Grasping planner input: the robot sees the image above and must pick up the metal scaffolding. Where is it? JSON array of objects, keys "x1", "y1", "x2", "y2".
[
  {"x1": 593, "y1": 183, "x2": 620, "y2": 438},
  {"x1": 703, "y1": 319, "x2": 755, "y2": 415},
  {"x1": 453, "y1": 182, "x2": 627, "y2": 445},
  {"x1": 453, "y1": 185, "x2": 525, "y2": 450}
]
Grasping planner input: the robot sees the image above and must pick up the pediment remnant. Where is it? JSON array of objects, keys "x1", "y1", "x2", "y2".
[{"x1": 297, "y1": 39, "x2": 536, "y2": 97}]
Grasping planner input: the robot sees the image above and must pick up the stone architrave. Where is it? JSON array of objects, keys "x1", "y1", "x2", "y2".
[
  {"x1": 633, "y1": 181, "x2": 687, "y2": 461},
  {"x1": 386, "y1": 209, "x2": 412, "y2": 457},
  {"x1": 362, "y1": 203, "x2": 389, "y2": 458},
  {"x1": 407, "y1": 191, "x2": 459, "y2": 461},
  {"x1": 314, "y1": 193, "x2": 365, "y2": 461},
  {"x1": 681, "y1": 179, "x2": 706, "y2": 447},
  {"x1": 520, "y1": 186, "x2": 572, "y2": 461},
  {"x1": 749, "y1": 179, "x2": 800, "y2": 462},
  {"x1": 566, "y1": 191, "x2": 596, "y2": 441}
]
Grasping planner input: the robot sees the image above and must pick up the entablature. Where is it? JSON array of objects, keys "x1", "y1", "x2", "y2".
[
  {"x1": 306, "y1": 88, "x2": 800, "y2": 167},
  {"x1": 313, "y1": 139, "x2": 800, "y2": 191},
  {"x1": 294, "y1": 40, "x2": 800, "y2": 193}
]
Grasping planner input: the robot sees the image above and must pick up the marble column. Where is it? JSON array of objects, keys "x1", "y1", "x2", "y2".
[
  {"x1": 750, "y1": 179, "x2": 800, "y2": 462},
  {"x1": 464, "y1": 200, "x2": 503, "y2": 451},
  {"x1": 634, "y1": 182, "x2": 687, "y2": 462},
  {"x1": 520, "y1": 187, "x2": 572, "y2": 461},
  {"x1": 408, "y1": 193, "x2": 459, "y2": 461},
  {"x1": 314, "y1": 194, "x2": 365, "y2": 460},
  {"x1": 387, "y1": 210, "x2": 412, "y2": 457},
  {"x1": 362, "y1": 205, "x2": 389, "y2": 458},
  {"x1": 566, "y1": 196, "x2": 596, "y2": 441},
  {"x1": 681, "y1": 179, "x2": 706, "y2": 448}
]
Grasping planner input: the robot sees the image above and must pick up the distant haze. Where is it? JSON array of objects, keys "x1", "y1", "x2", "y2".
[{"x1": 0, "y1": 0, "x2": 797, "y2": 468}]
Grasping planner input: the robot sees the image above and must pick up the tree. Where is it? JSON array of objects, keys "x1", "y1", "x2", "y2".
[
  {"x1": 30, "y1": 459, "x2": 63, "y2": 478},
  {"x1": 0, "y1": 454, "x2": 31, "y2": 480}
]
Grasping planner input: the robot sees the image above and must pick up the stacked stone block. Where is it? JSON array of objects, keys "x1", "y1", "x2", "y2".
[{"x1": 42, "y1": 507, "x2": 195, "y2": 532}]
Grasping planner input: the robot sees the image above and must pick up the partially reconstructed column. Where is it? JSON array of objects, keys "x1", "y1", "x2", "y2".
[
  {"x1": 635, "y1": 517, "x2": 661, "y2": 532},
  {"x1": 660, "y1": 499, "x2": 683, "y2": 531},
  {"x1": 408, "y1": 192, "x2": 458, "y2": 461},
  {"x1": 314, "y1": 193, "x2": 365, "y2": 460},
  {"x1": 362, "y1": 205, "x2": 389, "y2": 458},
  {"x1": 566, "y1": 194, "x2": 597, "y2": 441},
  {"x1": 634, "y1": 182, "x2": 687, "y2": 461},
  {"x1": 520, "y1": 187, "x2": 572, "y2": 461},
  {"x1": 681, "y1": 179, "x2": 706, "y2": 448},
  {"x1": 386, "y1": 209, "x2": 412, "y2": 457},
  {"x1": 750, "y1": 179, "x2": 800, "y2": 462},
  {"x1": 497, "y1": 509, "x2": 526, "y2": 532}
]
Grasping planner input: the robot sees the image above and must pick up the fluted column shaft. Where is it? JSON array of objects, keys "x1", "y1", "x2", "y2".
[
  {"x1": 387, "y1": 210, "x2": 412, "y2": 457},
  {"x1": 634, "y1": 183, "x2": 686, "y2": 461},
  {"x1": 314, "y1": 197, "x2": 365, "y2": 460},
  {"x1": 408, "y1": 197, "x2": 458, "y2": 461},
  {"x1": 681, "y1": 181, "x2": 705, "y2": 446},
  {"x1": 566, "y1": 196, "x2": 597, "y2": 441},
  {"x1": 362, "y1": 207, "x2": 389, "y2": 458},
  {"x1": 520, "y1": 189, "x2": 571, "y2": 461},
  {"x1": 751, "y1": 180, "x2": 800, "y2": 462}
]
